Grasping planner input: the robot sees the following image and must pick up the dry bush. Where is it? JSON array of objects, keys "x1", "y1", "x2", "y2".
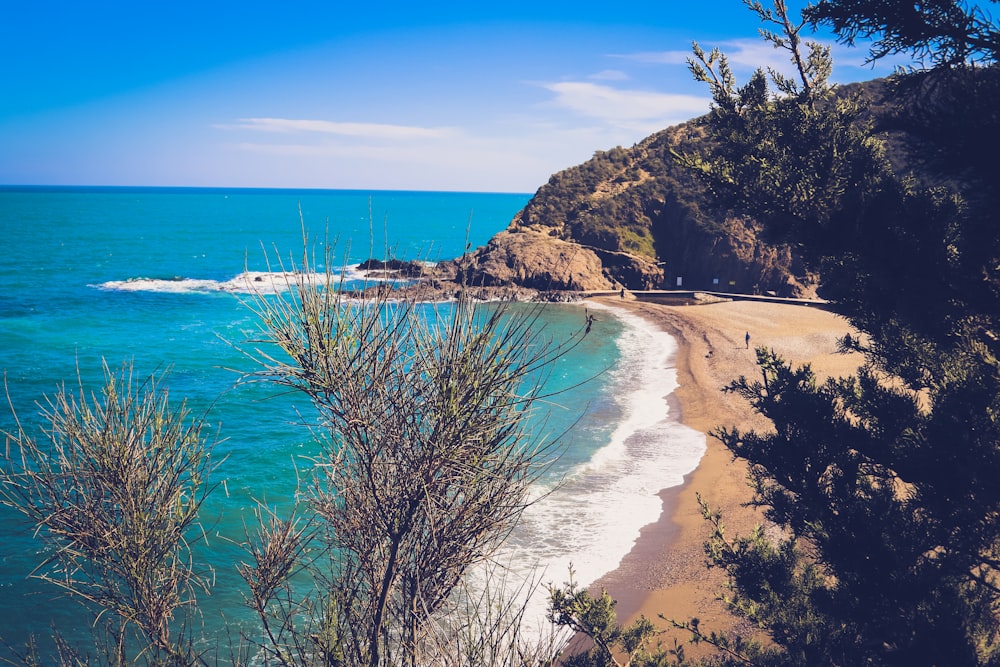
[
  {"x1": 1, "y1": 363, "x2": 218, "y2": 665},
  {"x1": 235, "y1": 241, "x2": 589, "y2": 667}
]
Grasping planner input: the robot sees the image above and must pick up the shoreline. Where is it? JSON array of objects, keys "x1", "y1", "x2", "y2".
[{"x1": 587, "y1": 297, "x2": 862, "y2": 653}]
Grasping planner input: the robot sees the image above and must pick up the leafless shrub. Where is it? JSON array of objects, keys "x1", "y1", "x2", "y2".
[
  {"x1": 236, "y1": 239, "x2": 589, "y2": 667},
  {"x1": 1, "y1": 363, "x2": 219, "y2": 666},
  {"x1": 236, "y1": 502, "x2": 322, "y2": 666}
]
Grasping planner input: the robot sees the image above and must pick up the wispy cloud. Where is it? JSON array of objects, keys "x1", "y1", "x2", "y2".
[
  {"x1": 720, "y1": 38, "x2": 802, "y2": 73},
  {"x1": 541, "y1": 81, "x2": 708, "y2": 131},
  {"x1": 219, "y1": 118, "x2": 456, "y2": 140},
  {"x1": 223, "y1": 130, "x2": 600, "y2": 193},
  {"x1": 613, "y1": 39, "x2": 792, "y2": 73}
]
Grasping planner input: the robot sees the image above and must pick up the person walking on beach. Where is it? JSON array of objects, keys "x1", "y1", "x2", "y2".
[{"x1": 745, "y1": 331, "x2": 751, "y2": 349}]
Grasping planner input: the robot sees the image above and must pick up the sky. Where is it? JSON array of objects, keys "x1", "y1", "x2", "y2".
[{"x1": 0, "y1": 1, "x2": 906, "y2": 193}]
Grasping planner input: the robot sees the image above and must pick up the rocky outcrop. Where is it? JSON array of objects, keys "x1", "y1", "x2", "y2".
[
  {"x1": 447, "y1": 230, "x2": 615, "y2": 291},
  {"x1": 403, "y1": 78, "x2": 943, "y2": 299},
  {"x1": 590, "y1": 247, "x2": 664, "y2": 290},
  {"x1": 356, "y1": 258, "x2": 427, "y2": 278}
]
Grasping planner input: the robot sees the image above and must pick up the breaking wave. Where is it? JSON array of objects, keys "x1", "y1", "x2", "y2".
[{"x1": 94, "y1": 267, "x2": 412, "y2": 294}]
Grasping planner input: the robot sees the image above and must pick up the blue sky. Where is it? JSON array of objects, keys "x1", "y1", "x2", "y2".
[{"x1": 0, "y1": 1, "x2": 903, "y2": 193}]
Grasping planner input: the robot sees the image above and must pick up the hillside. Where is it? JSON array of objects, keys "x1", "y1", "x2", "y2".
[{"x1": 446, "y1": 78, "x2": 905, "y2": 297}]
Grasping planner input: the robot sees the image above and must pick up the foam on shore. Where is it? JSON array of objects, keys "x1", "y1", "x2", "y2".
[{"x1": 503, "y1": 302, "x2": 706, "y2": 627}]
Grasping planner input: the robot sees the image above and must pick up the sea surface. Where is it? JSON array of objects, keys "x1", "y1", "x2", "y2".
[{"x1": 0, "y1": 186, "x2": 704, "y2": 655}]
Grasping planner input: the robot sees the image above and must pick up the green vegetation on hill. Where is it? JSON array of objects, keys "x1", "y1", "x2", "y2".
[{"x1": 519, "y1": 128, "x2": 710, "y2": 260}]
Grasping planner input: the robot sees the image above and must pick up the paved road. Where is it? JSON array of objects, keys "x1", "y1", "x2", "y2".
[{"x1": 585, "y1": 289, "x2": 830, "y2": 307}]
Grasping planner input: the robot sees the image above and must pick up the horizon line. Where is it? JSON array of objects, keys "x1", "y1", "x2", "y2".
[{"x1": 0, "y1": 183, "x2": 536, "y2": 197}]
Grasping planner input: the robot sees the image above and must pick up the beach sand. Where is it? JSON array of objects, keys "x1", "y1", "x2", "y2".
[{"x1": 587, "y1": 297, "x2": 863, "y2": 656}]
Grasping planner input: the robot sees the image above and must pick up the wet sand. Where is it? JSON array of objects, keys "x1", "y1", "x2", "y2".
[{"x1": 588, "y1": 297, "x2": 863, "y2": 655}]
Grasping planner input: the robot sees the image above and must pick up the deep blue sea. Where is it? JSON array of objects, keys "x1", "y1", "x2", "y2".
[{"x1": 0, "y1": 186, "x2": 704, "y2": 656}]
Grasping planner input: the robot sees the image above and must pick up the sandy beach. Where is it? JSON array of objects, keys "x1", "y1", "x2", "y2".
[{"x1": 588, "y1": 296, "x2": 863, "y2": 655}]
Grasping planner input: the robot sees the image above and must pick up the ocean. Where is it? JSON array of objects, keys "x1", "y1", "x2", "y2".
[{"x1": 0, "y1": 186, "x2": 704, "y2": 655}]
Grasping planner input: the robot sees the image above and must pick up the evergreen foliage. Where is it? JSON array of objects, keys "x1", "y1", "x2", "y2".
[
  {"x1": 552, "y1": 1, "x2": 1000, "y2": 665},
  {"x1": 663, "y1": 1, "x2": 1000, "y2": 665},
  {"x1": 546, "y1": 573, "x2": 676, "y2": 667},
  {"x1": 804, "y1": 0, "x2": 1000, "y2": 66}
]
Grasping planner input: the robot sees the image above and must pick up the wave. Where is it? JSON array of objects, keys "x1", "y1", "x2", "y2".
[
  {"x1": 94, "y1": 267, "x2": 412, "y2": 294},
  {"x1": 500, "y1": 303, "x2": 706, "y2": 627}
]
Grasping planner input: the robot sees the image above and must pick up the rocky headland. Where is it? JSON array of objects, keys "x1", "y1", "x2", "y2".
[
  {"x1": 362, "y1": 80, "x2": 908, "y2": 303},
  {"x1": 366, "y1": 122, "x2": 821, "y2": 301}
]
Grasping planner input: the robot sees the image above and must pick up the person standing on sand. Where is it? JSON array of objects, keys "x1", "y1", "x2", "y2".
[{"x1": 745, "y1": 331, "x2": 751, "y2": 349}]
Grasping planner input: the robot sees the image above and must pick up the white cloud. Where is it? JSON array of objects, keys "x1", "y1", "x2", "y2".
[
  {"x1": 541, "y1": 81, "x2": 708, "y2": 131},
  {"x1": 614, "y1": 38, "x2": 844, "y2": 79},
  {"x1": 679, "y1": 37, "x2": 905, "y2": 83},
  {"x1": 213, "y1": 80, "x2": 714, "y2": 192},
  {"x1": 224, "y1": 131, "x2": 596, "y2": 193},
  {"x1": 827, "y1": 41, "x2": 913, "y2": 78},
  {"x1": 715, "y1": 38, "x2": 796, "y2": 73},
  {"x1": 232, "y1": 141, "x2": 453, "y2": 162},
  {"x1": 220, "y1": 117, "x2": 456, "y2": 140},
  {"x1": 625, "y1": 38, "x2": 797, "y2": 78}
]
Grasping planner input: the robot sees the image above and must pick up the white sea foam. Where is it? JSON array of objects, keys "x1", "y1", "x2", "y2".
[
  {"x1": 500, "y1": 304, "x2": 706, "y2": 629},
  {"x1": 94, "y1": 267, "x2": 407, "y2": 294}
]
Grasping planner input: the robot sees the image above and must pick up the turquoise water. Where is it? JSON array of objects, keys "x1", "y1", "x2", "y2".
[{"x1": 0, "y1": 186, "x2": 704, "y2": 656}]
